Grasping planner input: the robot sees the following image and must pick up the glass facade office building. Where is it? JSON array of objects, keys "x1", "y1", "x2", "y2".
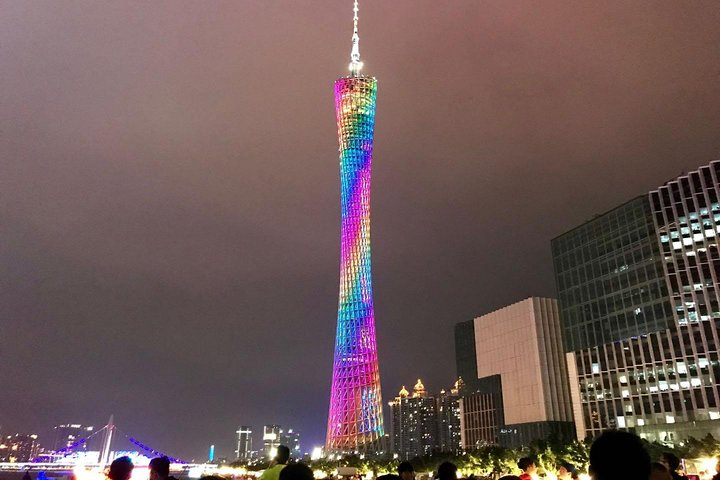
[
  {"x1": 553, "y1": 196, "x2": 674, "y2": 352},
  {"x1": 553, "y1": 160, "x2": 720, "y2": 443}
]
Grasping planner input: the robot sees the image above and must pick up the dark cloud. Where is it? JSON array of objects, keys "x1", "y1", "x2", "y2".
[{"x1": 2, "y1": 0, "x2": 720, "y2": 459}]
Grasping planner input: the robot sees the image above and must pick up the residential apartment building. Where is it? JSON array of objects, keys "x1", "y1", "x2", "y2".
[
  {"x1": 388, "y1": 380, "x2": 438, "y2": 459},
  {"x1": 437, "y1": 379, "x2": 463, "y2": 453}
]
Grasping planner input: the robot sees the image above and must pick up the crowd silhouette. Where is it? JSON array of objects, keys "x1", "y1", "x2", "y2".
[{"x1": 96, "y1": 430, "x2": 720, "y2": 480}]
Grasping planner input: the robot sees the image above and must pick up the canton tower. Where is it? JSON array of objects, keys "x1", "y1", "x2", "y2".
[{"x1": 326, "y1": 0, "x2": 385, "y2": 454}]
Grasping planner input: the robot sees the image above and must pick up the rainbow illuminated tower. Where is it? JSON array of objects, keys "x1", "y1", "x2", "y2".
[{"x1": 326, "y1": 0, "x2": 384, "y2": 454}]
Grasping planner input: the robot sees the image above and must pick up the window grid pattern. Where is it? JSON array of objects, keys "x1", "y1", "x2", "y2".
[
  {"x1": 554, "y1": 161, "x2": 720, "y2": 443},
  {"x1": 552, "y1": 196, "x2": 673, "y2": 352},
  {"x1": 459, "y1": 392, "x2": 498, "y2": 449}
]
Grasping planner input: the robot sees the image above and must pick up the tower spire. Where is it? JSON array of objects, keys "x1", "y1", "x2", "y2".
[{"x1": 349, "y1": 0, "x2": 363, "y2": 76}]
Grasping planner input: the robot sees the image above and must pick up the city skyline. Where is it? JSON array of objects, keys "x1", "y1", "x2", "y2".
[{"x1": 2, "y1": 0, "x2": 720, "y2": 460}]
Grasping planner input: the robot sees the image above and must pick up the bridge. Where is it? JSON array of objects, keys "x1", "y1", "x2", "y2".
[{"x1": 0, "y1": 416, "x2": 246, "y2": 479}]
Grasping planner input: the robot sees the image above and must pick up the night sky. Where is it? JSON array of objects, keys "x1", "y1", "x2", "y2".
[{"x1": 2, "y1": 0, "x2": 720, "y2": 460}]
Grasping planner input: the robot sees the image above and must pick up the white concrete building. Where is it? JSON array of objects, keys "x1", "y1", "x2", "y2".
[{"x1": 455, "y1": 297, "x2": 575, "y2": 448}]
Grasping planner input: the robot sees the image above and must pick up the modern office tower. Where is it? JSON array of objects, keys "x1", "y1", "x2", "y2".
[
  {"x1": 326, "y1": 0, "x2": 384, "y2": 453},
  {"x1": 455, "y1": 321, "x2": 480, "y2": 392},
  {"x1": 437, "y1": 379, "x2": 463, "y2": 453},
  {"x1": 235, "y1": 426, "x2": 252, "y2": 461},
  {"x1": 454, "y1": 297, "x2": 575, "y2": 448},
  {"x1": 0, "y1": 434, "x2": 40, "y2": 462},
  {"x1": 553, "y1": 160, "x2": 720, "y2": 444},
  {"x1": 263, "y1": 425, "x2": 282, "y2": 459},
  {"x1": 280, "y1": 429, "x2": 300, "y2": 455},
  {"x1": 388, "y1": 380, "x2": 438, "y2": 459},
  {"x1": 52, "y1": 424, "x2": 95, "y2": 452}
]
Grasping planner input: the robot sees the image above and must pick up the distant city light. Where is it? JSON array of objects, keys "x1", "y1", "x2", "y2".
[{"x1": 310, "y1": 447, "x2": 323, "y2": 461}]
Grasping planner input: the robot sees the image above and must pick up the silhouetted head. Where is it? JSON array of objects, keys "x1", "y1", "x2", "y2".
[
  {"x1": 377, "y1": 475, "x2": 400, "y2": 480},
  {"x1": 660, "y1": 453, "x2": 681, "y2": 472},
  {"x1": 149, "y1": 456, "x2": 170, "y2": 480},
  {"x1": 436, "y1": 462, "x2": 457, "y2": 480},
  {"x1": 279, "y1": 463, "x2": 313, "y2": 480},
  {"x1": 398, "y1": 461, "x2": 414, "y2": 480},
  {"x1": 650, "y1": 462, "x2": 672, "y2": 480},
  {"x1": 108, "y1": 456, "x2": 134, "y2": 480},
  {"x1": 517, "y1": 458, "x2": 536, "y2": 474},
  {"x1": 558, "y1": 462, "x2": 575, "y2": 480},
  {"x1": 275, "y1": 445, "x2": 291, "y2": 465},
  {"x1": 589, "y1": 430, "x2": 650, "y2": 480}
]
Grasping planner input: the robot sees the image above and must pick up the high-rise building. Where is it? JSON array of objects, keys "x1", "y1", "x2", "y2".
[
  {"x1": 0, "y1": 434, "x2": 40, "y2": 462},
  {"x1": 53, "y1": 424, "x2": 95, "y2": 452},
  {"x1": 437, "y1": 379, "x2": 463, "y2": 453},
  {"x1": 326, "y1": 1, "x2": 384, "y2": 454},
  {"x1": 459, "y1": 390, "x2": 499, "y2": 448},
  {"x1": 388, "y1": 386, "x2": 407, "y2": 456},
  {"x1": 280, "y1": 429, "x2": 300, "y2": 455},
  {"x1": 263, "y1": 425, "x2": 281, "y2": 459},
  {"x1": 454, "y1": 297, "x2": 575, "y2": 448},
  {"x1": 235, "y1": 426, "x2": 252, "y2": 462},
  {"x1": 388, "y1": 380, "x2": 438, "y2": 459},
  {"x1": 553, "y1": 160, "x2": 720, "y2": 443},
  {"x1": 387, "y1": 379, "x2": 462, "y2": 458},
  {"x1": 455, "y1": 321, "x2": 479, "y2": 392}
]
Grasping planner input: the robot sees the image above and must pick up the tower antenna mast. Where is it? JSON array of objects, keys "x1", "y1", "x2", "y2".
[{"x1": 349, "y1": 0, "x2": 363, "y2": 76}]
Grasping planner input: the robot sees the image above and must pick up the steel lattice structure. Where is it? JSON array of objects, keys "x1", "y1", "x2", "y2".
[
  {"x1": 326, "y1": 3, "x2": 384, "y2": 452},
  {"x1": 326, "y1": 74, "x2": 384, "y2": 454}
]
